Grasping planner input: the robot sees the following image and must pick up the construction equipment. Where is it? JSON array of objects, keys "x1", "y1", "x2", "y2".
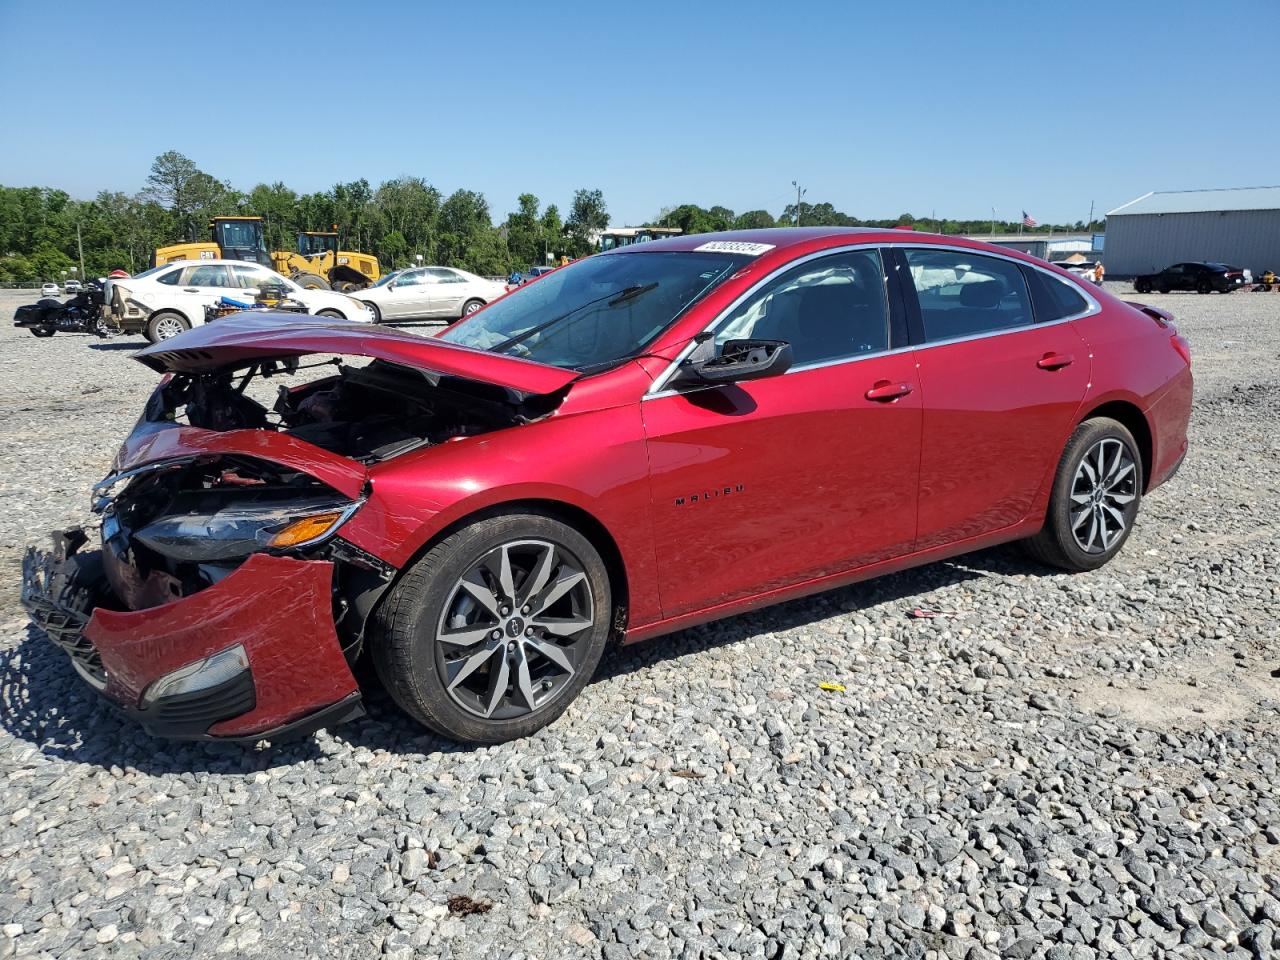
[
  {"x1": 277, "y1": 230, "x2": 381, "y2": 292},
  {"x1": 153, "y1": 217, "x2": 380, "y2": 290}
]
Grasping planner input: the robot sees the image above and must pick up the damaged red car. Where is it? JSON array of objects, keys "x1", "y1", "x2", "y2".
[{"x1": 23, "y1": 228, "x2": 1193, "y2": 744}]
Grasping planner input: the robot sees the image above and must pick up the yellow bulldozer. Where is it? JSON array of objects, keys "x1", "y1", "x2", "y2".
[{"x1": 153, "y1": 216, "x2": 381, "y2": 291}]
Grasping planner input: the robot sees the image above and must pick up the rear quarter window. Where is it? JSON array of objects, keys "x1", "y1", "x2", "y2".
[{"x1": 1027, "y1": 269, "x2": 1090, "y2": 322}]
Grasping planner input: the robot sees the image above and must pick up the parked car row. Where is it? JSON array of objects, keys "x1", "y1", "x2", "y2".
[{"x1": 104, "y1": 260, "x2": 373, "y2": 341}]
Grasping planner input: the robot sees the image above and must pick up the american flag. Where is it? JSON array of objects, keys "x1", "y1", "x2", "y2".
[{"x1": 1021, "y1": 210, "x2": 1038, "y2": 228}]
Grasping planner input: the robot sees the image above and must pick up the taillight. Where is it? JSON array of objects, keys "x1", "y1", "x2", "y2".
[{"x1": 1172, "y1": 334, "x2": 1191, "y2": 364}]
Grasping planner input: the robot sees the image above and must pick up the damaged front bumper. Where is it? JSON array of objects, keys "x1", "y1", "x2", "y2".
[{"x1": 22, "y1": 531, "x2": 365, "y2": 743}]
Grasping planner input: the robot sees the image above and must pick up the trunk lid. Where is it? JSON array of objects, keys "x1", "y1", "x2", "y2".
[{"x1": 133, "y1": 312, "x2": 578, "y2": 397}]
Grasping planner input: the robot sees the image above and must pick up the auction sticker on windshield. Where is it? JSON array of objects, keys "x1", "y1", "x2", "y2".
[{"x1": 692, "y1": 241, "x2": 776, "y2": 255}]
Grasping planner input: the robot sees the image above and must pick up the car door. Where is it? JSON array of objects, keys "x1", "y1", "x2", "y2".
[
  {"x1": 385, "y1": 269, "x2": 431, "y2": 319},
  {"x1": 642, "y1": 248, "x2": 922, "y2": 618},
  {"x1": 167, "y1": 263, "x2": 236, "y2": 324},
  {"x1": 426, "y1": 268, "x2": 468, "y2": 318},
  {"x1": 895, "y1": 246, "x2": 1091, "y2": 551}
]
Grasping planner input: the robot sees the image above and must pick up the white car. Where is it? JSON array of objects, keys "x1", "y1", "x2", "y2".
[
  {"x1": 104, "y1": 260, "x2": 374, "y2": 341},
  {"x1": 358, "y1": 266, "x2": 507, "y2": 323},
  {"x1": 64, "y1": 279, "x2": 83, "y2": 295},
  {"x1": 40, "y1": 283, "x2": 59, "y2": 298}
]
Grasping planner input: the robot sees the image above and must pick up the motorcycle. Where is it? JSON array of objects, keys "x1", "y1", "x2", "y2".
[{"x1": 13, "y1": 281, "x2": 112, "y2": 338}]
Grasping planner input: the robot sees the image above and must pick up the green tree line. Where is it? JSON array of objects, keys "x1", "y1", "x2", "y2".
[{"x1": 0, "y1": 150, "x2": 1103, "y2": 283}]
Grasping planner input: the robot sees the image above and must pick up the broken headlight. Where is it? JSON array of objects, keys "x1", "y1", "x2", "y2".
[{"x1": 132, "y1": 492, "x2": 361, "y2": 563}]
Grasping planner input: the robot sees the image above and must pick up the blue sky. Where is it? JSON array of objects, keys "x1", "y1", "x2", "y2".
[{"x1": 1, "y1": 1, "x2": 1273, "y2": 226}]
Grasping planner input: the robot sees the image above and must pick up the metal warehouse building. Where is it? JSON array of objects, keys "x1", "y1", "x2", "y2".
[{"x1": 1105, "y1": 186, "x2": 1280, "y2": 277}]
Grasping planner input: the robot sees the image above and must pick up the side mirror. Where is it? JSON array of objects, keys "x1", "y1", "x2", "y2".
[{"x1": 670, "y1": 338, "x2": 793, "y2": 388}]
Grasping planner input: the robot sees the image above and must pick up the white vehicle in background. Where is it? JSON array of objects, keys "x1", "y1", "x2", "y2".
[
  {"x1": 64, "y1": 279, "x2": 83, "y2": 295},
  {"x1": 40, "y1": 283, "x2": 59, "y2": 298},
  {"x1": 358, "y1": 266, "x2": 507, "y2": 323},
  {"x1": 104, "y1": 260, "x2": 374, "y2": 341}
]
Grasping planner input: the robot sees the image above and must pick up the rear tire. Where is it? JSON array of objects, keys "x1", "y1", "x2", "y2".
[
  {"x1": 1134, "y1": 279, "x2": 1151, "y2": 294},
  {"x1": 1196, "y1": 281, "x2": 1211, "y2": 294},
  {"x1": 461, "y1": 298, "x2": 485, "y2": 317},
  {"x1": 369, "y1": 511, "x2": 613, "y2": 744},
  {"x1": 1157, "y1": 284, "x2": 1170, "y2": 294},
  {"x1": 1021, "y1": 417, "x2": 1143, "y2": 572},
  {"x1": 146, "y1": 311, "x2": 190, "y2": 342}
]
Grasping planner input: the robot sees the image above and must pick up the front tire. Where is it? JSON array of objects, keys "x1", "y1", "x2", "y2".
[
  {"x1": 294, "y1": 272, "x2": 331, "y2": 290},
  {"x1": 362, "y1": 301, "x2": 381, "y2": 323},
  {"x1": 29, "y1": 325, "x2": 56, "y2": 338},
  {"x1": 147, "y1": 311, "x2": 190, "y2": 342},
  {"x1": 1021, "y1": 417, "x2": 1143, "y2": 572},
  {"x1": 315, "y1": 308, "x2": 345, "y2": 319},
  {"x1": 370, "y1": 512, "x2": 612, "y2": 744}
]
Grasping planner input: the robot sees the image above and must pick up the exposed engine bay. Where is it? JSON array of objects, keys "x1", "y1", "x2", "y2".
[
  {"x1": 92, "y1": 354, "x2": 562, "y2": 641},
  {"x1": 149, "y1": 356, "x2": 543, "y2": 463}
]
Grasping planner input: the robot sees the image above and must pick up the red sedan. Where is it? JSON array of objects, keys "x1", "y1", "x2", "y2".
[{"x1": 23, "y1": 228, "x2": 1193, "y2": 744}]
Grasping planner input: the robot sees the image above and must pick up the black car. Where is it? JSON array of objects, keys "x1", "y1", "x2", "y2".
[{"x1": 1134, "y1": 262, "x2": 1246, "y2": 294}]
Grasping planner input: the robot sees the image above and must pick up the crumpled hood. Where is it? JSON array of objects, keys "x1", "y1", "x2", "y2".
[
  {"x1": 132, "y1": 313, "x2": 578, "y2": 397},
  {"x1": 106, "y1": 424, "x2": 369, "y2": 500}
]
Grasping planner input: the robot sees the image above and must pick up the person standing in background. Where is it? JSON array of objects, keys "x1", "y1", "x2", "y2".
[{"x1": 1094, "y1": 261, "x2": 1105, "y2": 286}]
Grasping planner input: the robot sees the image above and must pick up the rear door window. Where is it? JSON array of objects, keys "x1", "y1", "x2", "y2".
[
  {"x1": 904, "y1": 249, "x2": 1033, "y2": 342},
  {"x1": 185, "y1": 264, "x2": 232, "y2": 288}
]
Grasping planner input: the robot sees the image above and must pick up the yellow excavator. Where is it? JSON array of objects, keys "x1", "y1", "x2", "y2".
[{"x1": 153, "y1": 216, "x2": 381, "y2": 290}]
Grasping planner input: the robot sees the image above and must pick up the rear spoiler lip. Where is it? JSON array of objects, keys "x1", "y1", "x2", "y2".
[{"x1": 1122, "y1": 300, "x2": 1174, "y2": 328}]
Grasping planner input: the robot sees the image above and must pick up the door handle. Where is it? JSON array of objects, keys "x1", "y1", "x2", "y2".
[
  {"x1": 865, "y1": 380, "x2": 914, "y2": 402},
  {"x1": 1036, "y1": 353, "x2": 1075, "y2": 370},
  {"x1": 183, "y1": 288, "x2": 200, "y2": 293}
]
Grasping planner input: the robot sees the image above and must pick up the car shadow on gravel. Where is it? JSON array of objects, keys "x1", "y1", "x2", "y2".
[
  {"x1": 2, "y1": 545, "x2": 1059, "y2": 772},
  {"x1": 598, "y1": 544, "x2": 1059, "y2": 681},
  {"x1": 0, "y1": 624, "x2": 330, "y2": 774},
  {"x1": 86, "y1": 342, "x2": 142, "y2": 351}
]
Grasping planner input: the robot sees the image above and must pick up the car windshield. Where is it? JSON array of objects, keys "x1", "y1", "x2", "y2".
[
  {"x1": 371, "y1": 270, "x2": 402, "y2": 288},
  {"x1": 438, "y1": 251, "x2": 744, "y2": 370}
]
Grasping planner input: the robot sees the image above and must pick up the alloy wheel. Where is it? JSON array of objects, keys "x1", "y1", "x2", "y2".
[
  {"x1": 154, "y1": 315, "x2": 186, "y2": 340},
  {"x1": 464, "y1": 301, "x2": 482, "y2": 315},
  {"x1": 1069, "y1": 438, "x2": 1137, "y2": 554},
  {"x1": 435, "y1": 539, "x2": 594, "y2": 720}
]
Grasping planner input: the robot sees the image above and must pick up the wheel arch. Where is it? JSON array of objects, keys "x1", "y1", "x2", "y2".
[
  {"x1": 1077, "y1": 399, "x2": 1154, "y2": 491},
  {"x1": 377, "y1": 497, "x2": 631, "y2": 638}
]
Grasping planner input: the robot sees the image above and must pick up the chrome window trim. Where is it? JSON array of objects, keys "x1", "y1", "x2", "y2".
[{"x1": 643, "y1": 240, "x2": 1102, "y2": 399}]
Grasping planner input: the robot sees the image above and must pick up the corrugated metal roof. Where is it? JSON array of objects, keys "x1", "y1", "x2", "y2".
[{"x1": 1107, "y1": 186, "x2": 1280, "y2": 216}]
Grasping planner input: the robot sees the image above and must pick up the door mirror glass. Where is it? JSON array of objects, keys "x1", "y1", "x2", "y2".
[{"x1": 672, "y1": 338, "x2": 793, "y2": 388}]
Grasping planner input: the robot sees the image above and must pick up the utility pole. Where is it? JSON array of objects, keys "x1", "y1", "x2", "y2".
[
  {"x1": 791, "y1": 181, "x2": 806, "y2": 227},
  {"x1": 76, "y1": 221, "x2": 86, "y2": 280},
  {"x1": 990, "y1": 207, "x2": 996, "y2": 237},
  {"x1": 1087, "y1": 200, "x2": 1095, "y2": 231}
]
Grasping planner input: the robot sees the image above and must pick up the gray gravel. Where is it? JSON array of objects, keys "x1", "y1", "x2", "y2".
[{"x1": 1, "y1": 285, "x2": 1278, "y2": 959}]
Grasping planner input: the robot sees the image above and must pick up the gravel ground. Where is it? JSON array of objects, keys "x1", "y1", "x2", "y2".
[{"x1": 0, "y1": 286, "x2": 1278, "y2": 959}]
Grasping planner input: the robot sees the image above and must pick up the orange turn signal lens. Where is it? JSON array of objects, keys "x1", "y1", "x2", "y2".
[{"x1": 268, "y1": 512, "x2": 344, "y2": 548}]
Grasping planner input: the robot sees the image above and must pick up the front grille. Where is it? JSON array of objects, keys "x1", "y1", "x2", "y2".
[
  {"x1": 21, "y1": 545, "x2": 107, "y2": 687},
  {"x1": 145, "y1": 670, "x2": 256, "y2": 734}
]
